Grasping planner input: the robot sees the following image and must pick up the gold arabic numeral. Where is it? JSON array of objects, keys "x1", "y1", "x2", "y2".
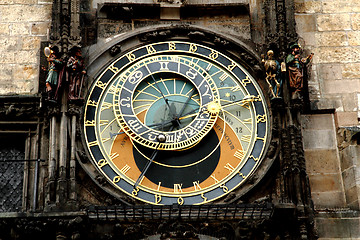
[
  {"x1": 241, "y1": 76, "x2": 251, "y2": 86},
  {"x1": 126, "y1": 52, "x2": 136, "y2": 62},
  {"x1": 132, "y1": 187, "x2": 140, "y2": 196},
  {"x1": 113, "y1": 175, "x2": 121, "y2": 184},
  {"x1": 177, "y1": 196, "x2": 184, "y2": 205},
  {"x1": 234, "y1": 149, "x2": 245, "y2": 160},
  {"x1": 174, "y1": 183, "x2": 183, "y2": 193},
  {"x1": 120, "y1": 164, "x2": 131, "y2": 174},
  {"x1": 201, "y1": 193, "x2": 207, "y2": 202},
  {"x1": 189, "y1": 43, "x2": 197, "y2": 53},
  {"x1": 239, "y1": 172, "x2": 246, "y2": 179},
  {"x1": 193, "y1": 181, "x2": 202, "y2": 191},
  {"x1": 227, "y1": 61, "x2": 236, "y2": 71},
  {"x1": 209, "y1": 50, "x2": 218, "y2": 60},
  {"x1": 146, "y1": 45, "x2": 157, "y2": 54},
  {"x1": 97, "y1": 159, "x2": 108, "y2": 168},
  {"x1": 210, "y1": 174, "x2": 219, "y2": 184},
  {"x1": 224, "y1": 163, "x2": 235, "y2": 173},
  {"x1": 155, "y1": 194, "x2": 162, "y2": 204},
  {"x1": 220, "y1": 184, "x2": 229, "y2": 193},
  {"x1": 85, "y1": 120, "x2": 95, "y2": 126},
  {"x1": 101, "y1": 102, "x2": 113, "y2": 111},
  {"x1": 109, "y1": 65, "x2": 120, "y2": 74},
  {"x1": 87, "y1": 100, "x2": 98, "y2": 107},
  {"x1": 243, "y1": 118, "x2": 253, "y2": 125},
  {"x1": 231, "y1": 85, "x2": 242, "y2": 92},
  {"x1": 109, "y1": 85, "x2": 120, "y2": 94},
  {"x1": 241, "y1": 135, "x2": 251, "y2": 143},
  {"x1": 168, "y1": 42, "x2": 176, "y2": 50},
  {"x1": 110, "y1": 152, "x2": 119, "y2": 160},
  {"x1": 219, "y1": 72, "x2": 228, "y2": 82},
  {"x1": 88, "y1": 140, "x2": 98, "y2": 147},
  {"x1": 256, "y1": 114, "x2": 267, "y2": 123},
  {"x1": 99, "y1": 120, "x2": 109, "y2": 126},
  {"x1": 96, "y1": 81, "x2": 106, "y2": 90}
]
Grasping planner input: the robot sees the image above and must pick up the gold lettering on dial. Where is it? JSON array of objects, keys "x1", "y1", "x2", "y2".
[
  {"x1": 189, "y1": 44, "x2": 197, "y2": 53},
  {"x1": 178, "y1": 196, "x2": 184, "y2": 205},
  {"x1": 88, "y1": 141, "x2": 98, "y2": 147},
  {"x1": 159, "y1": 61, "x2": 169, "y2": 70},
  {"x1": 174, "y1": 184, "x2": 183, "y2": 193},
  {"x1": 109, "y1": 65, "x2": 120, "y2": 74},
  {"x1": 87, "y1": 100, "x2": 98, "y2": 107},
  {"x1": 97, "y1": 159, "x2": 108, "y2": 168},
  {"x1": 201, "y1": 193, "x2": 207, "y2": 202},
  {"x1": 193, "y1": 181, "x2": 202, "y2": 191},
  {"x1": 85, "y1": 120, "x2": 95, "y2": 126},
  {"x1": 227, "y1": 61, "x2": 236, "y2": 71},
  {"x1": 110, "y1": 152, "x2": 119, "y2": 160},
  {"x1": 220, "y1": 184, "x2": 229, "y2": 193},
  {"x1": 219, "y1": 73, "x2": 228, "y2": 81},
  {"x1": 146, "y1": 45, "x2": 157, "y2": 54},
  {"x1": 155, "y1": 194, "x2": 162, "y2": 204},
  {"x1": 211, "y1": 174, "x2": 219, "y2": 184},
  {"x1": 168, "y1": 42, "x2": 176, "y2": 50},
  {"x1": 234, "y1": 149, "x2": 245, "y2": 160},
  {"x1": 113, "y1": 175, "x2": 121, "y2": 183},
  {"x1": 120, "y1": 164, "x2": 131, "y2": 174},
  {"x1": 209, "y1": 50, "x2": 218, "y2": 60},
  {"x1": 224, "y1": 163, "x2": 235, "y2": 173},
  {"x1": 241, "y1": 135, "x2": 251, "y2": 143},
  {"x1": 126, "y1": 53, "x2": 136, "y2": 62}
]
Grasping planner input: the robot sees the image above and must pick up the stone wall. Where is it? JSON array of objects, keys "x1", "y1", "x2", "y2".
[
  {"x1": 295, "y1": 0, "x2": 360, "y2": 127},
  {"x1": 0, "y1": 0, "x2": 52, "y2": 95}
]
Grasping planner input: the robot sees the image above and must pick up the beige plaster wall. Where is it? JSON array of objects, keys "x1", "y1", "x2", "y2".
[
  {"x1": 0, "y1": 0, "x2": 52, "y2": 95},
  {"x1": 295, "y1": 0, "x2": 360, "y2": 127}
]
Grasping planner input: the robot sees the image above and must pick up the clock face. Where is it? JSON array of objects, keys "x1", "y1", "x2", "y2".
[{"x1": 83, "y1": 41, "x2": 270, "y2": 205}]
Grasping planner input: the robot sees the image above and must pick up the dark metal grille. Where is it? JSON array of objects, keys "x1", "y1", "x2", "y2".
[
  {"x1": 0, "y1": 148, "x2": 24, "y2": 212},
  {"x1": 87, "y1": 203, "x2": 273, "y2": 221}
]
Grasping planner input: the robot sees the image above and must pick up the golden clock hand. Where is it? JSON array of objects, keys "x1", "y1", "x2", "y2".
[{"x1": 220, "y1": 95, "x2": 255, "y2": 108}]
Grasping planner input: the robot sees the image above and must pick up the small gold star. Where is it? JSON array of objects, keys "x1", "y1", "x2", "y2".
[{"x1": 225, "y1": 92, "x2": 231, "y2": 97}]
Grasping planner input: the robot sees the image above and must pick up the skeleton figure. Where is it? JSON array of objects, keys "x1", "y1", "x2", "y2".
[{"x1": 262, "y1": 50, "x2": 282, "y2": 98}]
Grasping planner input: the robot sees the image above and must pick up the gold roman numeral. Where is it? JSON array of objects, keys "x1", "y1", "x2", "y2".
[
  {"x1": 224, "y1": 163, "x2": 235, "y2": 173},
  {"x1": 193, "y1": 181, "x2": 202, "y2": 191},
  {"x1": 234, "y1": 149, "x2": 245, "y2": 160},
  {"x1": 174, "y1": 184, "x2": 183, "y2": 193},
  {"x1": 120, "y1": 164, "x2": 131, "y2": 174},
  {"x1": 241, "y1": 135, "x2": 251, "y2": 143},
  {"x1": 219, "y1": 72, "x2": 228, "y2": 81}
]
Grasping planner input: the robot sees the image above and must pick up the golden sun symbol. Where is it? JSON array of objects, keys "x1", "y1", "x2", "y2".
[{"x1": 207, "y1": 101, "x2": 221, "y2": 114}]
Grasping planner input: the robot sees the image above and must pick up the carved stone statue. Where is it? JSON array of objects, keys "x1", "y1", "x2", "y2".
[
  {"x1": 262, "y1": 50, "x2": 283, "y2": 98},
  {"x1": 286, "y1": 43, "x2": 313, "y2": 100},
  {"x1": 44, "y1": 46, "x2": 63, "y2": 101},
  {"x1": 67, "y1": 47, "x2": 86, "y2": 100}
]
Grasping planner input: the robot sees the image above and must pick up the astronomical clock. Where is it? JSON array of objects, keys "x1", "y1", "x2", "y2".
[{"x1": 83, "y1": 40, "x2": 271, "y2": 205}]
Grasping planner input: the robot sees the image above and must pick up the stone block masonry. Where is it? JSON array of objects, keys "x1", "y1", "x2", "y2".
[
  {"x1": 0, "y1": 1, "x2": 52, "y2": 95},
  {"x1": 295, "y1": 0, "x2": 360, "y2": 127}
]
